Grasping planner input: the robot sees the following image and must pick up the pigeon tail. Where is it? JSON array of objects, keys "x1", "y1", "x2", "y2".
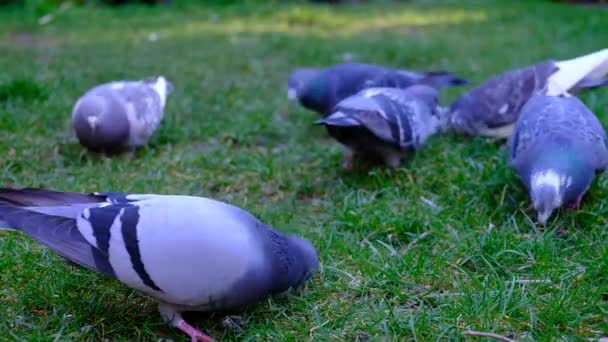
[
  {"x1": 148, "y1": 76, "x2": 173, "y2": 108},
  {"x1": 547, "y1": 48, "x2": 608, "y2": 95},
  {"x1": 0, "y1": 187, "x2": 102, "y2": 207},
  {"x1": 419, "y1": 70, "x2": 469, "y2": 88},
  {"x1": 570, "y1": 77, "x2": 608, "y2": 93},
  {"x1": 314, "y1": 111, "x2": 361, "y2": 127}
]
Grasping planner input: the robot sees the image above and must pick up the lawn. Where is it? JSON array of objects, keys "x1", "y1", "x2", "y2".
[{"x1": 1, "y1": 0, "x2": 608, "y2": 341}]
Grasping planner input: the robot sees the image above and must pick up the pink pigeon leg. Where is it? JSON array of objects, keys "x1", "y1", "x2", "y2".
[
  {"x1": 176, "y1": 320, "x2": 214, "y2": 342},
  {"x1": 158, "y1": 303, "x2": 214, "y2": 342},
  {"x1": 342, "y1": 147, "x2": 355, "y2": 170}
]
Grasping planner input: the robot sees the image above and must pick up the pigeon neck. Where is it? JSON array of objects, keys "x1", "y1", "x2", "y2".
[
  {"x1": 527, "y1": 142, "x2": 593, "y2": 205},
  {"x1": 528, "y1": 140, "x2": 591, "y2": 173},
  {"x1": 265, "y1": 229, "x2": 317, "y2": 293}
]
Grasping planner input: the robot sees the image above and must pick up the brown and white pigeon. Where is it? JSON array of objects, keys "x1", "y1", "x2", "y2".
[
  {"x1": 294, "y1": 62, "x2": 467, "y2": 117},
  {"x1": 71, "y1": 76, "x2": 173, "y2": 153},
  {"x1": 449, "y1": 48, "x2": 608, "y2": 138},
  {"x1": 315, "y1": 85, "x2": 446, "y2": 169},
  {"x1": 0, "y1": 188, "x2": 319, "y2": 342},
  {"x1": 509, "y1": 94, "x2": 608, "y2": 224}
]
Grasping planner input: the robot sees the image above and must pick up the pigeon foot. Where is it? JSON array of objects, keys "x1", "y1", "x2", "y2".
[
  {"x1": 177, "y1": 320, "x2": 214, "y2": 342},
  {"x1": 158, "y1": 304, "x2": 214, "y2": 342},
  {"x1": 384, "y1": 153, "x2": 402, "y2": 168}
]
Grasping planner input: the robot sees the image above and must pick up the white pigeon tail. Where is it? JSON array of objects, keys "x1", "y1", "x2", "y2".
[
  {"x1": 547, "y1": 48, "x2": 608, "y2": 95},
  {"x1": 0, "y1": 188, "x2": 319, "y2": 342}
]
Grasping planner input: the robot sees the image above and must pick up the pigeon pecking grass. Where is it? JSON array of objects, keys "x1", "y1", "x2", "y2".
[
  {"x1": 315, "y1": 85, "x2": 448, "y2": 169},
  {"x1": 0, "y1": 188, "x2": 319, "y2": 342},
  {"x1": 509, "y1": 94, "x2": 608, "y2": 224},
  {"x1": 291, "y1": 62, "x2": 467, "y2": 117},
  {"x1": 71, "y1": 75, "x2": 174, "y2": 154}
]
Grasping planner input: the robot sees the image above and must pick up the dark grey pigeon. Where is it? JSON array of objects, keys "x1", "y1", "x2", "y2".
[
  {"x1": 449, "y1": 48, "x2": 608, "y2": 138},
  {"x1": 296, "y1": 62, "x2": 468, "y2": 116},
  {"x1": 0, "y1": 188, "x2": 318, "y2": 342},
  {"x1": 315, "y1": 85, "x2": 445, "y2": 169},
  {"x1": 509, "y1": 95, "x2": 608, "y2": 224},
  {"x1": 71, "y1": 76, "x2": 173, "y2": 153}
]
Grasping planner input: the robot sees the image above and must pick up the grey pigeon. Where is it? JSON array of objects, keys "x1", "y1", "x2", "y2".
[
  {"x1": 0, "y1": 188, "x2": 318, "y2": 342},
  {"x1": 71, "y1": 76, "x2": 173, "y2": 152},
  {"x1": 295, "y1": 62, "x2": 468, "y2": 116},
  {"x1": 449, "y1": 48, "x2": 608, "y2": 138},
  {"x1": 509, "y1": 95, "x2": 608, "y2": 224},
  {"x1": 315, "y1": 85, "x2": 445, "y2": 169}
]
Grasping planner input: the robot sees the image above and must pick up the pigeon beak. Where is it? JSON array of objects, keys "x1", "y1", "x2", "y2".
[
  {"x1": 287, "y1": 88, "x2": 298, "y2": 102},
  {"x1": 537, "y1": 210, "x2": 552, "y2": 225},
  {"x1": 286, "y1": 89, "x2": 299, "y2": 115},
  {"x1": 86, "y1": 116, "x2": 99, "y2": 133}
]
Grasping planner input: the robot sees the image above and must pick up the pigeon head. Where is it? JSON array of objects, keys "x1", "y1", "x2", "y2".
[
  {"x1": 287, "y1": 68, "x2": 321, "y2": 103},
  {"x1": 298, "y1": 73, "x2": 330, "y2": 115},
  {"x1": 144, "y1": 75, "x2": 173, "y2": 108},
  {"x1": 528, "y1": 144, "x2": 594, "y2": 224},
  {"x1": 285, "y1": 235, "x2": 319, "y2": 288},
  {"x1": 71, "y1": 94, "x2": 130, "y2": 151}
]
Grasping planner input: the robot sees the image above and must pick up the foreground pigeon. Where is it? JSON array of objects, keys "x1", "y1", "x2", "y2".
[
  {"x1": 295, "y1": 62, "x2": 467, "y2": 116},
  {"x1": 315, "y1": 85, "x2": 445, "y2": 169},
  {"x1": 509, "y1": 95, "x2": 608, "y2": 224},
  {"x1": 71, "y1": 76, "x2": 173, "y2": 152},
  {"x1": 449, "y1": 48, "x2": 608, "y2": 138},
  {"x1": 0, "y1": 188, "x2": 319, "y2": 341}
]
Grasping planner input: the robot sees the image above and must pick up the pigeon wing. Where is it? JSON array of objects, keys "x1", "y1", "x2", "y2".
[
  {"x1": 450, "y1": 60, "x2": 557, "y2": 133},
  {"x1": 0, "y1": 203, "x2": 116, "y2": 277}
]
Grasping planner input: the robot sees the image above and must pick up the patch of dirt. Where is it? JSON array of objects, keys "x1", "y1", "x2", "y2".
[
  {"x1": 9, "y1": 31, "x2": 58, "y2": 49},
  {"x1": 10, "y1": 31, "x2": 39, "y2": 48}
]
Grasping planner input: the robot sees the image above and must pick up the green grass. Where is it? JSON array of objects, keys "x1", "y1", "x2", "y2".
[{"x1": 1, "y1": 0, "x2": 608, "y2": 340}]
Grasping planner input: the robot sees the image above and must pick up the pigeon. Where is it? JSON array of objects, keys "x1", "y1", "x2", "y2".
[
  {"x1": 71, "y1": 76, "x2": 173, "y2": 153},
  {"x1": 509, "y1": 94, "x2": 608, "y2": 224},
  {"x1": 0, "y1": 188, "x2": 319, "y2": 342},
  {"x1": 449, "y1": 48, "x2": 608, "y2": 138},
  {"x1": 295, "y1": 62, "x2": 468, "y2": 116},
  {"x1": 315, "y1": 85, "x2": 445, "y2": 169}
]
